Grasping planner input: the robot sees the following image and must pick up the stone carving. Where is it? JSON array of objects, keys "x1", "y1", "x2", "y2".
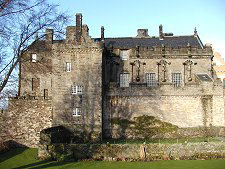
[
  {"x1": 130, "y1": 60, "x2": 146, "y2": 82},
  {"x1": 157, "y1": 60, "x2": 171, "y2": 82},
  {"x1": 183, "y1": 60, "x2": 197, "y2": 82}
]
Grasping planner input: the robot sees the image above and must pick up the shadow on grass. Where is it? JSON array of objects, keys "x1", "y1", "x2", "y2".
[
  {"x1": 0, "y1": 140, "x2": 28, "y2": 163},
  {"x1": 12, "y1": 160, "x2": 52, "y2": 169},
  {"x1": 13, "y1": 161, "x2": 83, "y2": 169}
]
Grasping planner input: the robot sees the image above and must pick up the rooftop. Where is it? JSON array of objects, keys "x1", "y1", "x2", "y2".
[{"x1": 97, "y1": 35, "x2": 203, "y2": 49}]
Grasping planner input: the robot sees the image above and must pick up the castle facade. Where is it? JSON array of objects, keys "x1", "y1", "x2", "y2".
[{"x1": 1, "y1": 14, "x2": 225, "y2": 147}]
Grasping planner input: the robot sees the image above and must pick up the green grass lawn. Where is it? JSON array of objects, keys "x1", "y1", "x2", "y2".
[{"x1": 0, "y1": 148, "x2": 225, "y2": 169}]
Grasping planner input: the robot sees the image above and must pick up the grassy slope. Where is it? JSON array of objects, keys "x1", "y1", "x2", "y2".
[{"x1": 0, "y1": 148, "x2": 225, "y2": 169}]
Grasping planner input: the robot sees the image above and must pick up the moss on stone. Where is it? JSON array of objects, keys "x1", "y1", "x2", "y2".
[{"x1": 112, "y1": 115, "x2": 178, "y2": 139}]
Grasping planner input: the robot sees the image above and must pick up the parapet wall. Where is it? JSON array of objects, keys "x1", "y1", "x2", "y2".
[{"x1": 0, "y1": 98, "x2": 52, "y2": 147}]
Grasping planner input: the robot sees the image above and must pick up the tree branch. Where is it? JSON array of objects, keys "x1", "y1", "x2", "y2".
[
  {"x1": 0, "y1": 0, "x2": 11, "y2": 13},
  {"x1": 0, "y1": 0, "x2": 69, "y2": 95},
  {"x1": 0, "y1": 0, "x2": 46, "y2": 17}
]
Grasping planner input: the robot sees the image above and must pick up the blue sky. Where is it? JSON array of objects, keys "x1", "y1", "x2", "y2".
[{"x1": 49, "y1": 0, "x2": 225, "y2": 57}]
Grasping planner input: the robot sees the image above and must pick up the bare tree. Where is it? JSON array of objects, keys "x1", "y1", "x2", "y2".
[{"x1": 0, "y1": 0, "x2": 69, "y2": 107}]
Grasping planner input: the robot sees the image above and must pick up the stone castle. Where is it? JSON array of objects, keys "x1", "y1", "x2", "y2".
[{"x1": 1, "y1": 13, "x2": 225, "y2": 147}]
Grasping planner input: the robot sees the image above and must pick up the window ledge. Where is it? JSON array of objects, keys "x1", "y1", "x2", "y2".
[{"x1": 72, "y1": 115, "x2": 81, "y2": 117}]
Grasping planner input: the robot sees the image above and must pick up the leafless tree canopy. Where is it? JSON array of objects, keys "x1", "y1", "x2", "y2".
[{"x1": 0, "y1": 0, "x2": 69, "y2": 108}]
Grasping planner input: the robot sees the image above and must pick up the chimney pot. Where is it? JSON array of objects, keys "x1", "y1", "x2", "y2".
[
  {"x1": 101, "y1": 26, "x2": 105, "y2": 40},
  {"x1": 159, "y1": 24, "x2": 163, "y2": 40}
]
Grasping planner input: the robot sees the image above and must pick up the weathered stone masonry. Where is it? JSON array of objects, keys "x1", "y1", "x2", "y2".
[
  {"x1": 1, "y1": 14, "x2": 102, "y2": 147},
  {"x1": 0, "y1": 14, "x2": 225, "y2": 147},
  {"x1": 0, "y1": 98, "x2": 52, "y2": 147},
  {"x1": 102, "y1": 29, "x2": 225, "y2": 138},
  {"x1": 39, "y1": 142, "x2": 225, "y2": 161}
]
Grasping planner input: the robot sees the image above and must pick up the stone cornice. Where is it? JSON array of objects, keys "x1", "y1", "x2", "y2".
[{"x1": 129, "y1": 54, "x2": 212, "y2": 59}]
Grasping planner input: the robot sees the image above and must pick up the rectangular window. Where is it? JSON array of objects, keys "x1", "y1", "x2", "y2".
[
  {"x1": 32, "y1": 78, "x2": 40, "y2": 91},
  {"x1": 31, "y1": 54, "x2": 37, "y2": 62},
  {"x1": 120, "y1": 50, "x2": 129, "y2": 60},
  {"x1": 146, "y1": 73, "x2": 157, "y2": 87},
  {"x1": 172, "y1": 73, "x2": 182, "y2": 87},
  {"x1": 32, "y1": 78, "x2": 40, "y2": 95},
  {"x1": 72, "y1": 107, "x2": 81, "y2": 116},
  {"x1": 44, "y1": 89, "x2": 48, "y2": 99},
  {"x1": 66, "y1": 62, "x2": 71, "y2": 72},
  {"x1": 120, "y1": 73, "x2": 129, "y2": 87},
  {"x1": 72, "y1": 85, "x2": 83, "y2": 95}
]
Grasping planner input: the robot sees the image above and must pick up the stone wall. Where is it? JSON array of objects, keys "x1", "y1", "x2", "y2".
[
  {"x1": 50, "y1": 41, "x2": 102, "y2": 139},
  {"x1": 38, "y1": 142, "x2": 225, "y2": 161},
  {"x1": 0, "y1": 98, "x2": 52, "y2": 147},
  {"x1": 103, "y1": 79, "x2": 225, "y2": 138},
  {"x1": 108, "y1": 95, "x2": 224, "y2": 128}
]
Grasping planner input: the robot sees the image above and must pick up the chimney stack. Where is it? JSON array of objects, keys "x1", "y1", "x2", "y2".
[
  {"x1": 137, "y1": 29, "x2": 149, "y2": 38},
  {"x1": 46, "y1": 29, "x2": 53, "y2": 44},
  {"x1": 159, "y1": 24, "x2": 163, "y2": 40},
  {"x1": 76, "y1": 13, "x2": 82, "y2": 44},
  {"x1": 82, "y1": 24, "x2": 89, "y2": 37},
  {"x1": 66, "y1": 26, "x2": 76, "y2": 42},
  {"x1": 101, "y1": 26, "x2": 105, "y2": 40}
]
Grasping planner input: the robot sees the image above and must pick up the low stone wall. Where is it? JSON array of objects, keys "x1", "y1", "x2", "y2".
[
  {"x1": 0, "y1": 98, "x2": 52, "y2": 147},
  {"x1": 38, "y1": 142, "x2": 225, "y2": 161}
]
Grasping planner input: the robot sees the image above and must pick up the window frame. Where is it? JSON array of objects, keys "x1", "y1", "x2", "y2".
[
  {"x1": 172, "y1": 72, "x2": 182, "y2": 87},
  {"x1": 120, "y1": 73, "x2": 130, "y2": 87},
  {"x1": 31, "y1": 53, "x2": 37, "y2": 62},
  {"x1": 66, "y1": 62, "x2": 72, "y2": 72},
  {"x1": 31, "y1": 77, "x2": 40, "y2": 91},
  {"x1": 72, "y1": 85, "x2": 83, "y2": 95},
  {"x1": 72, "y1": 107, "x2": 82, "y2": 117},
  {"x1": 146, "y1": 73, "x2": 157, "y2": 87}
]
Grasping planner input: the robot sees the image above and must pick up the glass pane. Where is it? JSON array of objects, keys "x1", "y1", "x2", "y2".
[
  {"x1": 120, "y1": 73, "x2": 129, "y2": 87},
  {"x1": 146, "y1": 73, "x2": 156, "y2": 87},
  {"x1": 172, "y1": 73, "x2": 181, "y2": 87},
  {"x1": 32, "y1": 54, "x2": 37, "y2": 62},
  {"x1": 66, "y1": 62, "x2": 71, "y2": 72}
]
